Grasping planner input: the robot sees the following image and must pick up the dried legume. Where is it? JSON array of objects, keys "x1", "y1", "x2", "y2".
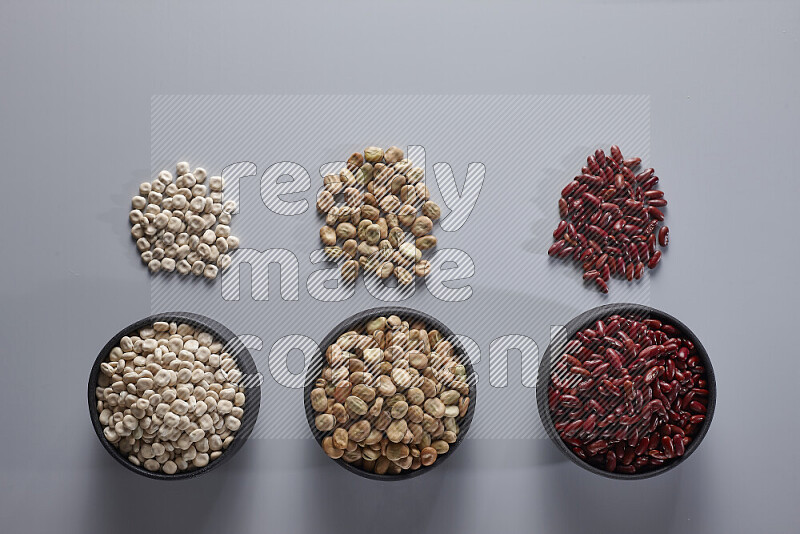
[
  {"x1": 548, "y1": 147, "x2": 669, "y2": 292},
  {"x1": 310, "y1": 313, "x2": 472, "y2": 475},
  {"x1": 95, "y1": 321, "x2": 247, "y2": 474},
  {"x1": 547, "y1": 312, "x2": 711, "y2": 475},
  {"x1": 130, "y1": 163, "x2": 239, "y2": 279},
  {"x1": 318, "y1": 147, "x2": 440, "y2": 284}
]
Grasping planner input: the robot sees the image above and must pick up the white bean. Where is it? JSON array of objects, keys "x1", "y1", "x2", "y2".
[
  {"x1": 224, "y1": 416, "x2": 241, "y2": 431},
  {"x1": 176, "y1": 259, "x2": 191, "y2": 275},
  {"x1": 201, "y1": 229, "x2": 216, "y2": 245},
  {"x1": 217, "y1": 254, "x2": 232, "y2": 270},
  {"x1": 189, "y1": 196, "x2": 205, "y2": 213},
  {"x1": 209, "y1": 176, "x2": 224, "y2": 191},
  {"x1": 191, "y1": 184, "x2": 207, "y2": 198},
  {"x1": 217, "y1": 399, "x2": 233, "y2": 414},
  {"x1": 130, "y1": 210, "x2": 144, "y2": 224},
  {"x1": 203, "y1": 264, "x2": 219, "y2": 280},
  {"x1": 167, "y1": 217, "x2": 183, "y2": 232},
  {"x1": 158, "y1": 170, "x2": 173, "y2": 184}
]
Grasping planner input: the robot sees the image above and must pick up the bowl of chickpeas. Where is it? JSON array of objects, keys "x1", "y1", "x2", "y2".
[
  {"x1": 88, "y1": 311, "x2": 261, "y2": 479},
  {"x1": 304, "y1": 307, "x2": 477, "y2": 480}
]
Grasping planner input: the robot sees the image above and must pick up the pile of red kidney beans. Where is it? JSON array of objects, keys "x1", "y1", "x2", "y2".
[
  {"x1": 547, "y1": 313, "x2": 710, "y2": 475},
  {"x1": 548, "y1": 146, "x2": 669, "y2": 293}
]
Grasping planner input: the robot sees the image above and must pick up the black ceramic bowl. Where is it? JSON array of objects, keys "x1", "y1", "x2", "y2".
[
  {"x1": 304, "y1": 307, "x2": 477, "y2": 480},
  {"x1": 536, "y1": 303, "x2": 716, "y2": 480},
  {"x1": 88, "y1": 311, "x2": 261, "y2": 480}
]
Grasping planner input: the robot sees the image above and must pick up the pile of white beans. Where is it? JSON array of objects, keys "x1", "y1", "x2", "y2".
[
  {"x1": 129, "y1": 162, "x2": 239, "y2": 279},
  {"x1": 95, "y1": 321, "x2": 246, "y2": 474}
]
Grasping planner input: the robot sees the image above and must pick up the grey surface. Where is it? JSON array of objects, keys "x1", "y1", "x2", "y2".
[{"x1": 0, "y1": 1, "x2": 798, "y2": 534}]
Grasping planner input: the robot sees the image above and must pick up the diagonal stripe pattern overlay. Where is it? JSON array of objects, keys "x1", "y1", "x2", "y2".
[{"x1": 149, "y1": 95, "x2": 651, "y2": 439}]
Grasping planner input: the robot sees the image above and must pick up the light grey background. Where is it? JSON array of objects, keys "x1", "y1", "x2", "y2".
[{"x1": 0, "y1": 1, "x2": 798, "y2": 534}]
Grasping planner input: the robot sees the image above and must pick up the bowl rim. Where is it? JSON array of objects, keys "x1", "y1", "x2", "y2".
[
  {"x1": 536, "y1": 303, "x2": 717, "y2": 480},
  {"x1": 88, "y1": 311, "x2": 261, "y2": 480},
  {"x1": 303, "y1": 306, "x2": 477, "y2": 481}
]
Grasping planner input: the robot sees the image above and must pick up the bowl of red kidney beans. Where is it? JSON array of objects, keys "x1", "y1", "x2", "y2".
[{"x1": 537, "y1": 304, "x2": 716, "y2": 479}]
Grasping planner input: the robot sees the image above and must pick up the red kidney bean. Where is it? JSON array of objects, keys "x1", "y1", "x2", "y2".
[
  {"x1": 661, "y1": 324, "x2": 680, "y2": 336},
  {"x1": 586, "y1": 225, "x2": 608, "y2": 240},
  {"x1": 648, "y1": 251, "x2": 662, "y2": 269},
  {"x1": 570, "y1": 366, "x2": 591, "y2": 377},
  {"x1": 608, "y1": 145, "x2": 622, "y2": 162},
  {"x1": 636, "y1": 168, "x2": 653, "y2": 181},
  {"x1": 583, "y1": 270, "x2": 600, "y2": 281},
  {"x1": 549, "y1": 148, "x2": 670, "y2": 292},
  {"x1": 562, "y1": 180, "x2": 580, "y2": 197},
  {"x1": 592, "y1": 362, "x2": 611, "y2": 378},
  {"x1": 559, "y1": 198, "x2": 569, "y2": 218},
  {"x1": 587, "y1": 155, "x2": 600, "y2": 174},
  {"x1": 549, "y1": 312, "x2": 711, "y2": 475},
  {"x1": 560, "y1": 394, "x2": 581, "y2": 407},
  {"x1": 582, "y1": 414, "x2": 598, "y2": 432},
  {"x1": 658, "y1": 226, "x2": 669, "y2": 246},
  {"x1": 553, "y1": 220, "x2": 568, "y2": 238},
  {"x1": 662, "y1": 436, "x2": 675, "y2": 458},
  {"x1": 623, "y1": 157, "x2": 641, "y2": 168},
  {"x1": 648, "y1": 206, "x2": 665, "y2": 221},
  {"x1": 594, "y1": 278, "x2": 609, "y2": 293},
  {"x1": 673, "y1": 435, "x2": 685, "y2": 456},
  {"x1": 558, "y1": 246, "x2": 574, "y2": 259},
  {"x1": 564, "y1": 420, "x2": 583, "y2": 436},
  {"x1": 625, "y1": 263, "x2": 634, "y2": 281},
  {"x1": 595, "y1": 149, "x2": 607, "y2": 167},
  {"x1": 548, "y1": 240, "x2": 565, "y2": 257},
  {"x1": 688, "y1": 401, "x2": 707, "y2": 414},
  {"x1": 582, "y1": 192, "x2": 602, "y2": 208},
  {"x1": 586, "y1": 440, "x2": 608, "y2": 455},
  {"x1": 605, "y1": 451, "x2": 617, "y2": 472},
  {"x1": 605, "y1": 348, "x2": 623, "y2": 369}
]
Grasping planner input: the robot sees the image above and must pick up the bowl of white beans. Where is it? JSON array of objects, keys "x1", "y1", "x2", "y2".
[{"x1": 88, "y1": 312, "x2": 261, "y2": 479}]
